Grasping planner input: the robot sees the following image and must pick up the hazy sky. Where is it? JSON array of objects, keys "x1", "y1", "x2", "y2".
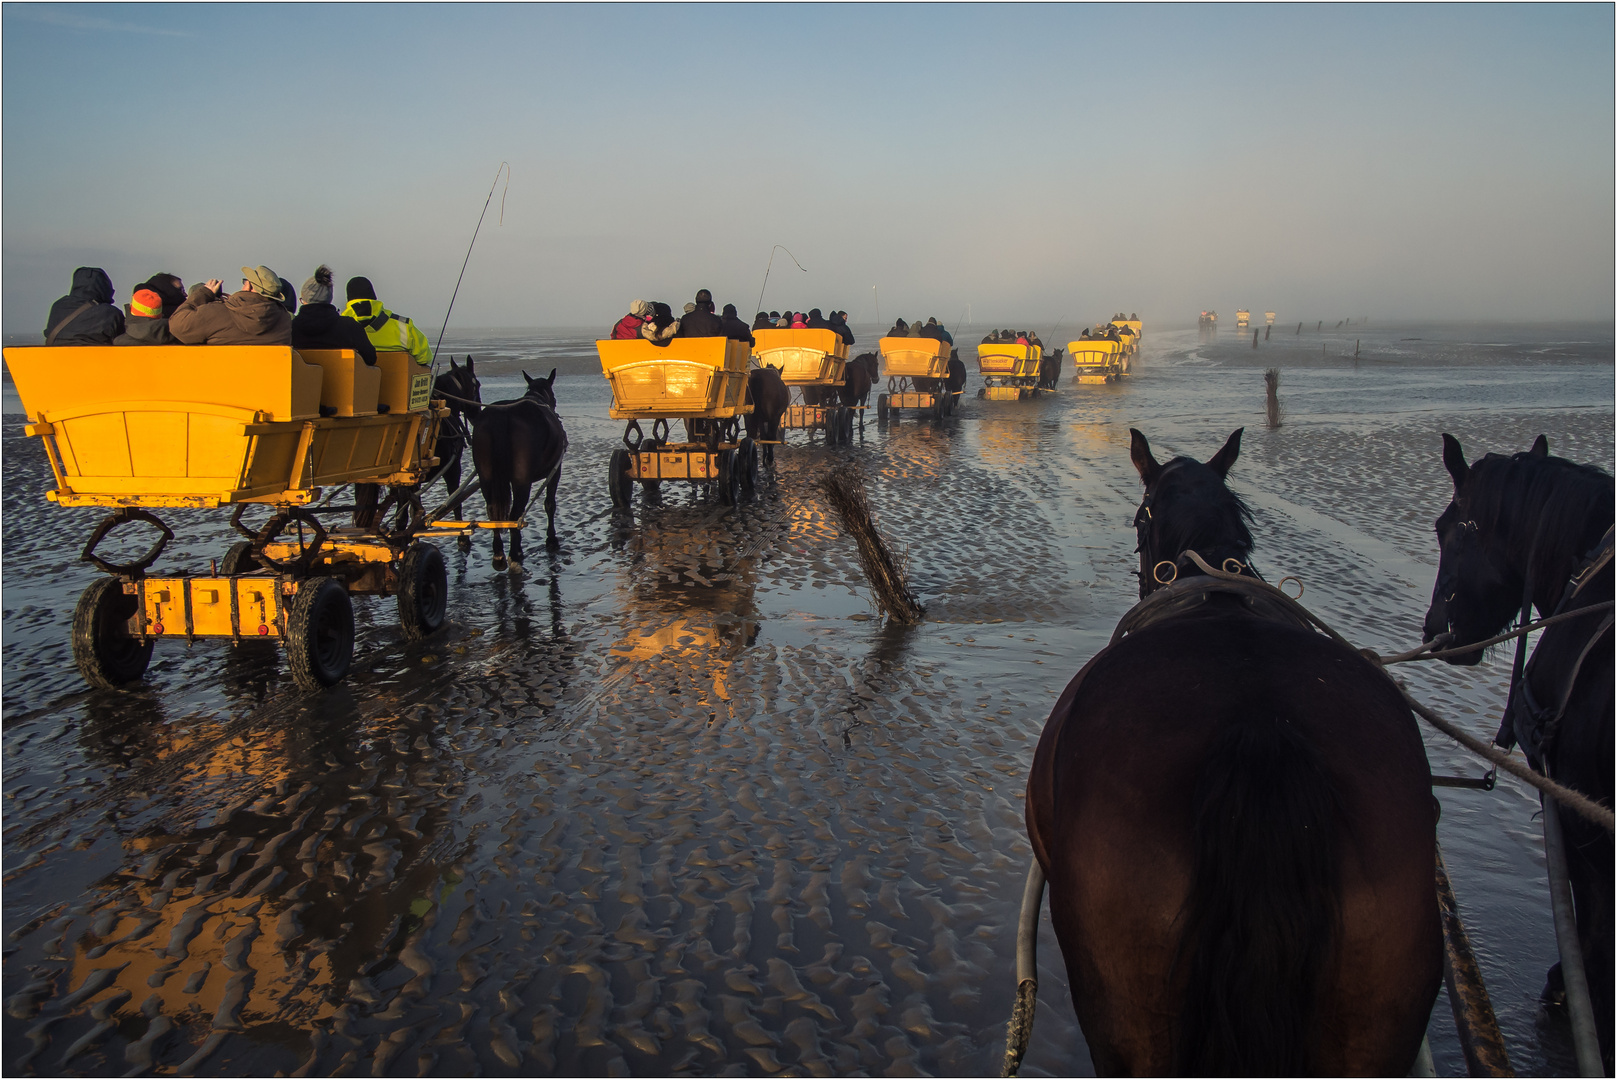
[{"x1": 3, "y1": 3, "x2": 1612, "y2": 335}]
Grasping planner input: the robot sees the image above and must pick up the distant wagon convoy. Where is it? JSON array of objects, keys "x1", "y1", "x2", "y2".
[
  {"x1": 878, "y1": 335, "x2": 957, "y2": 420},
  {"x1": 0, "y1": 344, "x2": 518, "y2": 690},
  {"x1": 752, "y1": 327, "x2": 860, "y2": 445}
]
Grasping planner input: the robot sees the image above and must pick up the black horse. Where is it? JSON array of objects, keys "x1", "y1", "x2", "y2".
[
  {"x1": 432, "y1": 356, "x2": 482, "y2": 499},
  {"x1": 1038, "y1": 348, "x2": 1064, "y2": 390},
  {"x1": 471, "y1": 369, "x2": 567, "y2": 571},
  {"x1": 745, "y1": 364, "x2": 789, "y2": 467},
  {"x1": 1422, "y1": 433, "x2": 1613, "y2": 1064},
  {"x1": 1026, "y1": 428, "x2": 1440, "y2": 1074}
]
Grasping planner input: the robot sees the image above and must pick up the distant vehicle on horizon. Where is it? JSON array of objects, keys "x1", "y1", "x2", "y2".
[
  {"x1": 1235, "y1": 309, "x2": 1250, "y2": 329},
  {"x1": 1199, "y1": 310, "x2": 1218, "y2": 328},
  {"x1": 1264, "y1": 311, "x2": 1276, "y2": 325}
]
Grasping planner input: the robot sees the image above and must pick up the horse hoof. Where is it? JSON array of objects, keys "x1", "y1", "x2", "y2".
[
  {"x1": 545, "y1": 536, "x2": 561, "y2": 551},
  {"x1": 457, "y1": 535, "x2": 472, "y2": 552},
  {"x1": 508, "y1": 561, "x2": 525, "y2": 576},
  {"x1": 491, "y1": 556, "x2": 507, "y2": 571}
]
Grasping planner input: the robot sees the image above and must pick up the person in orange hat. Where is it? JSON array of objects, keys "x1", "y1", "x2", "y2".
[{"x1": 114, "y1": 287, "x2": 178, "y2": 345}]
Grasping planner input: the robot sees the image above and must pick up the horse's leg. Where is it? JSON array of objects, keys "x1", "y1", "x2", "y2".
[
  {"x1": 486, "y1": 481, "x2": 510, "y2": 569},
  {"x1": 543, "y1": 464, "x2": 562, "y2": 549},
  {"x1": 507, "y1": 482, "x2": 533, "y2": 570}
]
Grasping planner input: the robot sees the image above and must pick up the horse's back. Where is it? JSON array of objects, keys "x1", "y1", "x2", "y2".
[{"x1": 1029, "y1": 610, "x2": 1440, "y2": 1074}]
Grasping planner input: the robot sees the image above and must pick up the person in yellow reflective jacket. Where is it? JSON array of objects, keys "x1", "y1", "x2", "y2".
[{"x1": 341, "y1": 276, "x2": 432, "y2": 365}]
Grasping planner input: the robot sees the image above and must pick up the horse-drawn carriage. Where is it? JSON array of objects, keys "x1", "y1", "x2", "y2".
[
  {"x1": 751, "y1": 328, "x2": 859, "y2": 446},
  {"x1": 1236, "y1": 309, "x2": 1251, "y2": 329},
  {"x1": 876, "y1": 336, "x2": 956, "y2": 420},
  {"x1": 597, "y1": 336, "x2": 756, "y2": 508},
  {"x1": 1068, "y1": 339, "x2": 1125, "y2": 384},
  {"x1": 975, "y1": 341, "x2": 1045, "y2": 400},
  {"x1": 1109, "y1": 317, "x2": 1142, "y2": 357},
  {"x1": 1, "y1": 344, "x2": 493, "y2": 691}
]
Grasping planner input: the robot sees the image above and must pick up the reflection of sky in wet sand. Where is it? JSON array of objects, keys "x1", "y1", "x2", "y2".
[{"x1": 2, "y1": 321, "x2": 1612, "y2": 1076}]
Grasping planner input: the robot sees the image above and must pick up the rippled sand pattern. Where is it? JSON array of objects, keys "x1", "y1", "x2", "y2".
[{"x1": 3, "y1": 325, "x2": 1611, "y2": 1076}]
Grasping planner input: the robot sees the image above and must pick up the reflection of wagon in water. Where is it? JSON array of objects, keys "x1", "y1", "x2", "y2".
[
  {"x1": 974, "y1": 341, "x2": 1045, "y2": 401},
  {"x1": 0, "y1": 344, "x2": 487, "y2": 691},
  {"x1": 876, "y1": 336, "x2": 956, "y2": 420},
  {"x1": 751, "y1": 328, "x2": 858, "y2": 445},
  {"x1": 597, "y1": 336, "x2": 756, "y2": 509}
]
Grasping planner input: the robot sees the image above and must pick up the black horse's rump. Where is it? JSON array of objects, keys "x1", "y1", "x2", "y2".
[{"x1": 471, "y1": 368, "x2": 566, "y2": 569}]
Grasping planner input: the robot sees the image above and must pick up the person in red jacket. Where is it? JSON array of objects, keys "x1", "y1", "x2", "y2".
[{"x1": 612, "y1": 300, "x2": 653, "y2": 339}]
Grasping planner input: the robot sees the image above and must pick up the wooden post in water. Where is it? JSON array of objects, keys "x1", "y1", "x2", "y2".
[
  {"x1": 1265, "y1": 324, "x2": 1271, "y2": 341},
  {"x1": 1296, "y1": 321, "x2": 1302, "y2": 335},
  {"x1": 1252, "y1": 329, "x2": 1259, "y2": 348},
  {"x1": 1317, "y1": 320, "x2": 1323, "y2": 331},
  {"x1": 1264, "y1": 368, "x2": 1282, "y2": 428}
]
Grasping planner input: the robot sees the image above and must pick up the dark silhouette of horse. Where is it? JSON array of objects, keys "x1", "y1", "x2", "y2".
[
  {"x1": 1038, "y1": 348, "x2": 1064, "y2": 390},
  {"x1": 945, "y1": 353, "x2": 967, "y2": 402},
  {"x1": 471, "y1": 369, "x2": 567, "y2": 571},
  {"x1": 1423, "y1": 433, "x2": 1613, "y2": 1063},
  {"x1": 745, "y1": 364, "x2": 789, "y2": 467},
  {"x1": 432, "y1": 356, "x2": 481, "y2": 498},
  {"x1": 841, "y1": 352, "x2": 877, "y2": 409},
  {"x1": 1026, "y1": 428, "x2": 1440, "y2": 1074}
]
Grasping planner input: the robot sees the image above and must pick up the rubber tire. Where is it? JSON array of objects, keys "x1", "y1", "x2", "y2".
[
  {"x1": 72, "y1": 577, "x2": 153, "y2": 690},
  {"x1": 931, "y1": 394, "x2": 945, "y2": 423},
  {"x1": 221, "y1": 540, "x2": 259, "y2": 576},
  {"x1": 977, "y1": 387, "x2": 987, "y2": 399},
  {"x1": 286, "y1": 576, "x2": 354, "y2": 690},
  {"x1": 738, "y1": 437, "x2": 759, "y2": 494},
  {"x1": 397, "y1": 541, "x2": 447, "y2": 641},
  {"x1": 877, "y1": 394, "x2": 889, "y2": 422},
  {"x1": 842, "y1": 407, "x2": 855, "y2": 443},
  {"x1": 716, "y1": 448, "x2": 741, "y2": 505},
  {"x1": 608, "y1": 448, "x2": 634, "y2": 509}
]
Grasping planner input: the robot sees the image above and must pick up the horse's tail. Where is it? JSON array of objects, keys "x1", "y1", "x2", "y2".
[{"x1": 1176, "y1": 714, "x2": 1341, "y2": 1075}]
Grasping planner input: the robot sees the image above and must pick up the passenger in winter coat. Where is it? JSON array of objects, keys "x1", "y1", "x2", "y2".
[
  {"x1": 931, "y1": 318, "x2": 953, "y2": 346},
  {"x1": 44, "y1": 267, "x2": 125, "y2": 345},
  {"x1": 721, "y1": 304, "x2": 755, "y2": 345},
  {"x1": 828, "y1": 311, "x2": 856, "y2": 346},
  {"x1": 141, "y1": 273, "x2": 187, "y2": 317},
  {"x1": 341, "y1": 277, "x2": 431, "y2": 365},
  {"x1": 279, "y1": 278, "x2": 299, "y2": 315},
  {"x1": 169, "y1": 266, "x2": 292, "y2": 346},
  {"x1": 887, "y1": 318, "x2": 909, "y2": 338},
  {"x1": 612, "y1": 300, "x2": 653, "y2": 340},
  {"x1": 752, "y1": 311, "x2": 772, "y2": 331},
  {"x1": 291, "y1": 266, "x2": 377, "y2": 364},
  {"x1": 918, "y1": 318, "x2": 944, "y2": 342},
  {"x1": 805, "y1": 308, "x2": 832, "y2": 330},
  {"x1": 113, "y1": 288, "x2": 178, "y2": 346},
  {"x1": 790, "y1": 311, "x2": 808, "y2": 329},
  {"x1": 643, "y1": 302, "x2": 680, "y2": 345}
]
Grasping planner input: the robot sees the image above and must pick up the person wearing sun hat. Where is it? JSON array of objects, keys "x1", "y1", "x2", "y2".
[
  {"x1": 113, "y1": 287, "x2": 179, "y2": 345},
  {"x1": 169, "y1": 264, "x2": 292, "y2": 345}
]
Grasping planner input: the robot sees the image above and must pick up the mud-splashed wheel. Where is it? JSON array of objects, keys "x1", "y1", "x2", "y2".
[
  {"x1": 716, "y1": 448, "x2": 741, "y2": 505},
  {"x1": 72, "y1": 578, "x2": 153, "y2": 690},
  {"x1": 877, "y1": 393, "x2": 890, "y2": 422},
  {"x1": 220, "y1": 540, "x2": 260, "y2": 576},
  {"x1": 286, "y1": 577, "x2": 353, "y2": 690},
  {"x1": 397, "y1": 541, "x2": 447, "y2": 641},
  {"x1": 738, "y1": 437, "x2": 759, "y2": 494}
]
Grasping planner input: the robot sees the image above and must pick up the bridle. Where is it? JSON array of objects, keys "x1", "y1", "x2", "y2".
[{"x1": 1133, "y1": 466, "x2": 1260, "y2": 594}]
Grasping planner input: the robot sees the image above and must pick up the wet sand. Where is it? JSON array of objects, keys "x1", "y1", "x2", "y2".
[{"x1": 2, "y1": 321, "x2": 1611, "y2": 1075}]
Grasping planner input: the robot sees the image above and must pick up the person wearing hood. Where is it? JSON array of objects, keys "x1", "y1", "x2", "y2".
[
  {"x1": 169, "y1": 265, "x2": 292, "y2": 346},
  {"x1": 887, "y1": 318, "x2": 909, "y2": 338},
  {"x1": 917, "y1": 318, "x2": 944, "y2": 342},
  {"x1": 752, "y1": 311, "x2": 772, "y2": 331},
  {"x1": 790, "y1": 311, "x2": 809, "y2": 329},
  {"x1": 805, "y1": 308, "x2": 832, "y2": 330},
  {"x1": 113, "y1": 288, "x2": 178, "y2": 346},
  {"x1": 828, "y1": 310, "x2": 856, "y2": 346},
  {"x1": 930, "y1": 317, "x2": 953, "y2": 345},
  {"x1": 291, "y1": 265, "x2": 377, "y2": 364},
  {"x1": 341, "y1": 276, "x2": 431, "y2": 365},
  {"x1": 613, "y1": 300, "x2": 653, "y2": 340},
  {"x1": 677, "y1": 289, "x2": 725, "y2": 338},
  {"x1": 44, "y1": 267, "x2": 125, "y2": 345},
  {"x1": 141, "y1": 273, "x2": 186, "y2": 317},
  {"x1": 721, "y1": 303, "x2": 755, "y2": 345},
  {"x1": 278, "y1": 278, "x2": 299, "y2": 316},
  {"x1": 643, "y1": 302, "x2": 680, "y2": 345}
]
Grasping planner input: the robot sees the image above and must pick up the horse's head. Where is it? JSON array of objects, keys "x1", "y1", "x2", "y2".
[
  {"x1": 439, "y1": 356, "x2": 482, "y2": 416},
  {"x1": 1421, "y1": 433, "x2": 1542, "y2": 659},
  {"x1": 1129, "y1": 428, "x2": 1253, "y2": 598},
  {"x1": 522, "y1": 368, "x2": 559, "y2": 409}
]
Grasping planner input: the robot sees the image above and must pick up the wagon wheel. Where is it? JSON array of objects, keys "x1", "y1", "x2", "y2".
[
  {"x1": 221, "y1": 541, "x2": 260, "y2": 577},
  {"x1": 931, "y1": 393, "x2": 945, "y2": 423},
  {"x1": 738, "y1": 437, "x2": 759, "y2": 495},
  {"x1": 285, "y1": 576, "x2": 354, "y2": 690},
  {"x1": 608, "y1": 448, "x2": 634, "y2": 509},
  {"x1": 877, "y1": 393, "x2": 890, "y2": 422},
  {"x1": 977, "y1": 387, "x2": 987, "y2": 399},
  {"x1": 840, "y1": 407, "x2": 856, "y2": 444},
  {"x1": 716, "y1": 448, "x2": 741, "y2": 506},
  {"x1": 397, "y1": 541, "x2": 448, "y2": 641},
  {"x1": 72, "y1": 578, "x2": 153, "y2": 690}
]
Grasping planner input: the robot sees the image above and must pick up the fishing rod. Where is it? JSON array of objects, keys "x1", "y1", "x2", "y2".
[
  {"x1": 430, "y1": 161, "x2": 510, "y2": 377},
  {"x1": 755, "y1": 245, "x2": 806, "y2": 316}
]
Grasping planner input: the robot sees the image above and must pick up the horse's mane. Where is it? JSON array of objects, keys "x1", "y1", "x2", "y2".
[
  {"x1": 1154, "y1": 457, "x2": 1255, "y2": 565},
  {"x1": 1466, "y1": 451, "x2": 1614, "y2": 604}
]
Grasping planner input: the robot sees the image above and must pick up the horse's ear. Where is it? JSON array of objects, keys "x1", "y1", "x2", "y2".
[
  {"x1": 1530, "y1": 434, "x2": 1549, "y2": 458},
  {"x1": 521, "y1": 370, "x2": 534, "y2": 387},
  {"x1": 1129, "y1": 428, "x2": 1160, "y2": 485},
  {"x1": 1206, "y1": 428, "x2": 1242, "y2": 479},
  {"x1": 449, "y1": 356, "x2": 459, "y2": 370},
  {"x1": 547, "y1": 368, "x2": 557, "y2": 385},
  {"x1": 466, "y1": 355, "x2": 475, "y2": 373},
  {"x1": 1441, "y1": 433, "x2": 1469, "y2": 488}
]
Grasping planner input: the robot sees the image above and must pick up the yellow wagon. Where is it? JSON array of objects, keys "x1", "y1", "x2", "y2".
[
  {"x1": 876, "y1": 336, "x2": 956, "y2": 421},
  {"x1": 596, "y1": 336, "x2": 756, "y2": 508},
  {"x1": 1, "y1": 344, "x2": 472, "y2": 691},
  {"x1": 975, "y1": 342, "x2": 1045, "y2": 401},
  {"x1": 752, "y1": 328, "x2": 857, "y2": 445},
  {"x1": 1068, "y1": 339, "x2": 1125, "y2": 384}
]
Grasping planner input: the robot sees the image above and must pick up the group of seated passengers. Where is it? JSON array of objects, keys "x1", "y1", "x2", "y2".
[
  {"x1": 1110, "y1": 312, "x2": 1139, "y2": 321},
  {"x1": 611, "y1": 296, "x2": 856, "y2": 348},
  {"x1": 42, "y1": 264, "x2": 432, "y2": 366},
  {"x1": 887, "y1": 317, "x2": 953, "y2": 344},
  {"x1": 1077, "y1": 324, "x2": 1124, "y2": 341},
  {"x1": 981, "y1": 328, "x2": 1042, "y2": 349}
]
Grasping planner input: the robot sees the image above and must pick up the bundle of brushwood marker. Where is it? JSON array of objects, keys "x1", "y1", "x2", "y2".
[{"x1": 824, "y1": 462, "x2": 925, "y2": 623}]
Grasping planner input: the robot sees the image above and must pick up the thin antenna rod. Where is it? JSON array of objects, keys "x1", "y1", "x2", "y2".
[
  {"x1": 431, "y1": 161, "x2": 510, "y2": 374},
  {"x1": 755, "y1": 244, "x2": 806, "y2": 316}
]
